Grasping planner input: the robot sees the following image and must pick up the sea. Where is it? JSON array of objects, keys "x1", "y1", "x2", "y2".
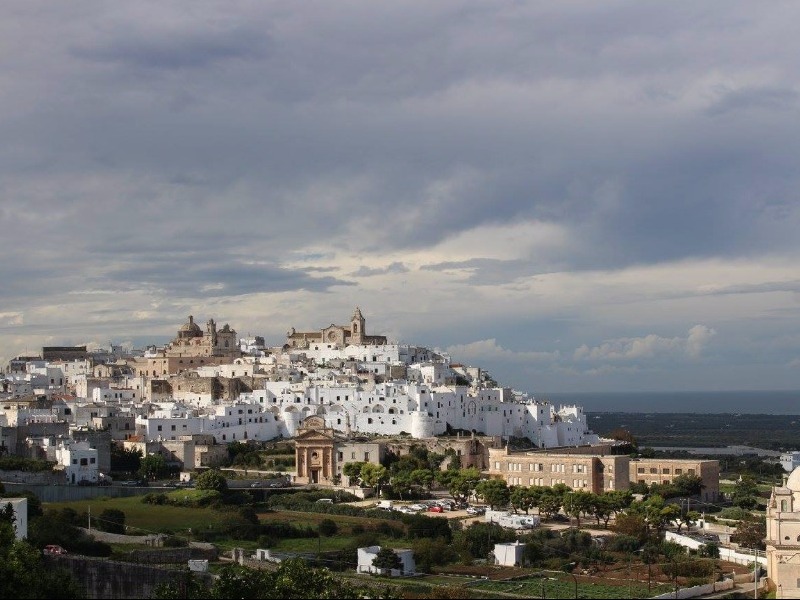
[{"x1": 539, "y1": 390, "x2": 800, "y2": 415}]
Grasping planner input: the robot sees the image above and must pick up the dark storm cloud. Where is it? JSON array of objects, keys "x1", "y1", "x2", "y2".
[
  {"x1": 104, "y1": 257, "x2": 353, "y2": 297},
  {"x1": 71, "y1": 26, "x2": 270, "y2": 70}
]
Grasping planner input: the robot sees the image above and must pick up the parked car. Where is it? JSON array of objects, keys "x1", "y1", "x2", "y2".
[
  {"x1": 550, "y1": 513, "x2": 570, "y2": 522},
  {"x1": 76, "y1": 479, "x2": 94, "y2": 486},
  {"x1": 466, "y1": 506, "x2": 486, "y2": 515},
  {"x1": 428, "y1": 505, "x2": 444, "y2": 513},
  {"x1": 250, "y1": 482, "x2": 263, "y2": 488},
  {"x1": 409, "y1": 504, "x2": 427, "y2": 512},
  {"x1": 121, "y1": 480, "x2": 139, "y2": 486},
  {"x1": 43, "y1": 545, "x2": 67, "y2": 556}
]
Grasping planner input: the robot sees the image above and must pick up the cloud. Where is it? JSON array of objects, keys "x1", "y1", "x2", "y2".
[
  {"x1": 446, "y1": 339, "x2": 560, "y2": 364},
  {"x1": 574, "y1": 325, "x2": 717, "y2": 362},
  {"x1": 350, "y1": 262, "x2": 409, "y2": 277}
]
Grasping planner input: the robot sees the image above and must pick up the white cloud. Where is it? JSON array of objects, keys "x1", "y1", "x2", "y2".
[
  {"x1": 574, "y1": 325, "x2": 716, "y2": 362},
  {"x1": 446, "y1": 339, "x2": 559, "y2": 364}
]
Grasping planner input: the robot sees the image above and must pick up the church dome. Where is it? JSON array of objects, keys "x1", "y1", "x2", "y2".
[
  {"x1": 786, "y1": 466, "x2": 800, "y2": 491},
  {"x1": 178, "y1": 315, "x2": 203, "y2": 338}
]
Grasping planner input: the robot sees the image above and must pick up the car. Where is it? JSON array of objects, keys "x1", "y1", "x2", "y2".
[
  {"x1": 427, "y1": 505, "x2": 443, "y2": 513},
  {"x1": 466, "y1": 506, "x2": 486, "y2": 515},
  {"x1": 77, "y1": 479, "x2": 94, "y2": 486},
  {"x1": 97, "y1": 479, "x2": 111, "y2": 486},
  {"x1": 409, "y1": 504, "x2": 426, "y2": 512},
  {"x1": 250, "y1": 482, "x2": 263, "y2": 488},
  {"x1": 122, "y1": 480, "x2": 140, "y2": 486},
  {"x1": 43, "y1": 545, "x2": 67, "y2": 556},
  {"x1": 550, "y1": 513, "x2": 570, "y2": 522}
]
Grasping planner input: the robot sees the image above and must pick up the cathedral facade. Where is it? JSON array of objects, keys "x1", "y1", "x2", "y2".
[{"x1": 285, "y1": 307, "x2": 387, "y2": 349}]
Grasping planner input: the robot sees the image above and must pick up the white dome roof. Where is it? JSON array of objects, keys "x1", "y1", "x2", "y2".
[{"x1": 786, "y1": 466, "x2": 800, "y2": 491}]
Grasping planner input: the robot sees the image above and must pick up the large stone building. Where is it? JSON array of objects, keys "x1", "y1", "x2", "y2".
[
  {"x1": 767, "y1": 468, "x2": 800, "y2": 598},
  {"x1": 629, "y1": 458, "x2": 719, "y2": 502},
  {"x1": 286, "y1": 307, "x2": 387, "y2": 349},
  {"x1": 166, "y1": 316, "x2": 240, "y2": 358},
  {"x1": 487, "y1": 446, "x2": 630, "y2": 493},
  {"x1": 488, "y1": 448, "x2": 720, "y2": 499}
]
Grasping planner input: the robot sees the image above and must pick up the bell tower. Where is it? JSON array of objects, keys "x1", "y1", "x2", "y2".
[{"x1": 350, "y1": 306, "x2": 365, "y2": 345}]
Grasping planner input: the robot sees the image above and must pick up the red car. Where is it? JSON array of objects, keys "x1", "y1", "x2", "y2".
[{"x1": 427, "y1": 505, "x2": 443, "y2": 513}]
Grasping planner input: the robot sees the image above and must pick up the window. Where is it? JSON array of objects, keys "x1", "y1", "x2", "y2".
[
  {"x1": 637, "y1": 467, "x2": 645, "y2": 474},
  {"x1": 364, "y1": 452, "x2": 370, "y2": 462},
  {"x1": 90, "y1": 457, "x2": 96, "y2": 464},
  {"x1": 80, "y1": 458, "x2": 88, "y2": 466},
  {"x1": 662, "y1": 468, "x2": 670, "y2": 474},
  {"x1": 675, "y1": 468, "x2": 682, "y2": 475},
  {"x1": 157, "y1": 425, "x2": 162, "y2": 432},
  {"x1": 650, "y1": 468, "x2": 658, "y2": 474},
  {"x1": 688, "y1": 469, "x2": 696, "y2": 475},
  {"x1": 351, "y1": 452, "x2": 356, "y2": 459}
]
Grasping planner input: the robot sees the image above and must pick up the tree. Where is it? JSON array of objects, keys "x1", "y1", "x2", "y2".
[
  {"x1": 731, "y1": 475, "x2": 760, "y2": 509},
  {"x1": 110, "y1": 444, "x2": 142, "y2": 474},
  {"x1": 372, "y1": 547, "x2": 403, "y2": 575},
  {"x1": 343, "y1": 461, "x2": 366, "y2": 485},
  {"x1": 447, "y1": 468, "x2": 481, "y2": 504},
  {"x1": 0, "y1": 521, "x2": 85, "y2": 598},
  {"x1": 731, "y1": 517, "x2": 766, "y2": 551},
  {"x1": 538, "y1": 489, "x2": 563, "y2": 519},
  {"x1": 409, "y1": 469, "x2": 434, "y2": 491},
  {"x1": 677, "y1": 510, "x2": 701, "y2": 534},
  {"x1": 318, "y1": 518, "x2": 338, "y2": 537},
  {"x1": 139, "y1": 454, "x2": 169, "y2": 481},
  {"x1": 510, "y1": 486, "x2": 538, "y2": 515},
  {"x1": 195, "y1": 469, "x2": 228, "y2": 493},
  {"x1": 475, "y1": 479, "x2": 510, "y2": 510},
  {"x1": 564, "y1": 491, "x2": 594, "y2": 526},
  {"x1": 360, "y1": 463, "x2": 389, "y2": 494},
  {"x1": 97, "y1": 508, "x2": 126, "y2": 534}
]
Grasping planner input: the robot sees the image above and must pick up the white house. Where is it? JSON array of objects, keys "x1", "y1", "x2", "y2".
[
  {"x1": 494, "y1": 540, "x2": 526, "y2": 567},
  {"x1": 0, "y1": 497, "x2": 28, "y2": 540},
  {"x1": 781, "y1": 452, "x2": 800, "y2": 473},
  {"x1": 56, "y1": 440, "x2": 99, "y2": 484},
  {"x1": 357, "y1": 545, "x2": 415, "y2": 576}
]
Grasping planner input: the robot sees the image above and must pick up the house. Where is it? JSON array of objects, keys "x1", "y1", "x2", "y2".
[
  {"x1": 356, "y1": 545, "x2": 415, "y2": 576},
  {"x1": 494, "y1": 540, "x2": 525, "y2": 567},
  {"x1": 0, "y1": 497, "x2": 28, "y2": 540}
]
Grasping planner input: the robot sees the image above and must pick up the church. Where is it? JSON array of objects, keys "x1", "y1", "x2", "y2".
[
  {"x1": 285, "y1": 307, "x2": 387, "y2": 349},
  {"x1": 766, "y1": 467, "x2": 800, "y2": 597}
]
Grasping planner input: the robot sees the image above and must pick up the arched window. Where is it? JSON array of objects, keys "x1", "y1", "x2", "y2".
[{"x1": 782, "y1": 500, "x2": 789, "y2": 511}]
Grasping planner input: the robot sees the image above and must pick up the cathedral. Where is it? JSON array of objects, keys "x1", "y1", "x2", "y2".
[
  {"x1": 166, "y1": 316, "x2": 240, "y2": 358},
  {"x1": 285, "y1": 307, "x2": 387, "y2": 349}
]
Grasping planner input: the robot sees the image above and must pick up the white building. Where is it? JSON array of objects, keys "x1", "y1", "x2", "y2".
[
  {"x1": 0, "y1": 497, "x2": 28, "y2": 540},
  {"x1": 781, "y1": 452, "x2": 800, "y2": 473},
  {"x1": 56, "y1": 440, "x2": 99, "y2": 484},
  {"x1": 494, "y1": 541, "x2": 526, "y2": 567},
  {"x1": 357, "y1": 545, "x2": 415, "y2": 576}
]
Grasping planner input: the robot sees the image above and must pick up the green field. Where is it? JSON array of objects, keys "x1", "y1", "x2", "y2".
[
  {"x1": 468, "y1": 577, "x2": 673, "y2": 599},
  {"x1": 46, "y1": 494, "x2": 229, "y2": 535}
]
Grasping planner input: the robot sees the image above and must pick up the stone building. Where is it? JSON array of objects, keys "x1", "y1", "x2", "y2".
[
  {"x1": 629, "y1": 458, "x2": 719, "y2": 502},
  {"x1": 487, "y1": 446, "x2": 630, "y2": 493},
  {"x1": 767, "y1": 467, "x2": 800, "y2": 598},
  {"x1": 286, "y1": 307, "x2": 387, "y2": 349},
  {"x1": 167, "y1": 316, "x2": 240, "y2": 358}
]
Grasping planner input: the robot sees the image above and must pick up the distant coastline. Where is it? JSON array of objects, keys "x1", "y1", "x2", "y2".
[{"x1": 541, "y1": 390, "x2": 800, "y2": 414}]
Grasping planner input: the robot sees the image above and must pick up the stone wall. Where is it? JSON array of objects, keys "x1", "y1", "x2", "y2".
[{"x1": 45, "y1": 555, "x2": 214, "y2": 600}]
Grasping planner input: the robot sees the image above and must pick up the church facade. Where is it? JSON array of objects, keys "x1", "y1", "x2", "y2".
[{"x1": 285, "y1": 307, "x2": 387, "y2": 349}]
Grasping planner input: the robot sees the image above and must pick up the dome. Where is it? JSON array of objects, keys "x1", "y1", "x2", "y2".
[
  {"x1": 786, "y1": 466, "x2": 800, "y2": 491},
  {"x1": 178, "y1": 315, "x2": 203, "y2": 338}
]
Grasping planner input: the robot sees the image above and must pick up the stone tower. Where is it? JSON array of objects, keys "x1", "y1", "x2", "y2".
[{"x1": 350, "y1": 307, "x2": 365, "y2": 345}]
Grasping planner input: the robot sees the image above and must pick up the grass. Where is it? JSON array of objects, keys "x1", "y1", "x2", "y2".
[
  {"x1": 471, "y1": 577, "x2": 673, "y2": 599},
  {"x1": 44, "y1": 494, "x2": 229, "y2": 535}
]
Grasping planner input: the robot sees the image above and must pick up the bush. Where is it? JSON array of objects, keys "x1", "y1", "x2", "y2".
[
  {"x1": 319, "y1": 519, "x2": 338, "y2": 537},
  {"x1": 97, "y1": 509, "x2": 126, "y2": 534},
  {"x1": 607, "y1": 534, "x2": 641, "y2": 553}
]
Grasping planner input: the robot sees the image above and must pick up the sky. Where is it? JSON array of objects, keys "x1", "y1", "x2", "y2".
[{"x1": 1, "y1": 1, "x2": 799, "y2": 394}]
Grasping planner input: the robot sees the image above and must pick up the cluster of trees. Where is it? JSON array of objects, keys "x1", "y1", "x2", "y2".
[
  {"x1": 154, "y1": 557, "x2": 393, "y2": 599},
  {"x1": 0, "y1": 510, "x2": 85, "y2": 598}
]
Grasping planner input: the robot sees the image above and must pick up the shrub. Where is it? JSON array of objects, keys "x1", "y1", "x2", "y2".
[{"x1": 318, "y1": 519, "x2": 338, "y2": 537}]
